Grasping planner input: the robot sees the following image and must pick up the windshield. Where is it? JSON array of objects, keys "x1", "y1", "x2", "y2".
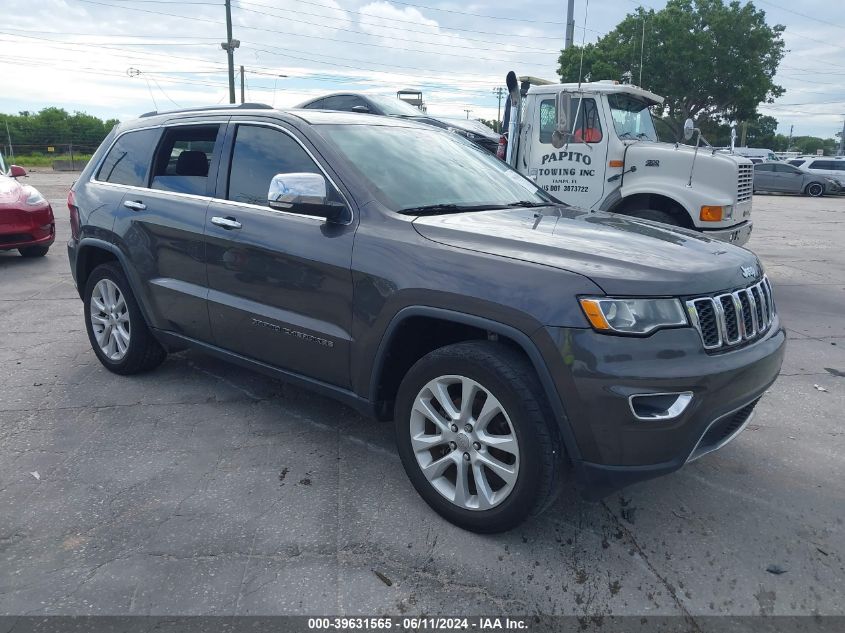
[
  {"x1": 322, "y1": 124, "x2": 555, "y2": 212},
  {"x1": 367, "y1": 96, "x2": 426, "y2": 117},
  {"x1": 607, "y1": 94, "x2": 658, "y2": 142}
]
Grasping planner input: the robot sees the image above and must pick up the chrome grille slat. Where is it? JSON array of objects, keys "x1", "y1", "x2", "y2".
[
  {"x1": 737, "y1": 163, "x2": 754, "y2": 204},
  {"x1": 686, "y1": 276, "x2": 775, "y2": 351}
]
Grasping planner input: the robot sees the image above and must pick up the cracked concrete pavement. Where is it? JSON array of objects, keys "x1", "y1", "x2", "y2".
[{"x1": 0, "y1": 172, "x2": 843, "y2": 618}]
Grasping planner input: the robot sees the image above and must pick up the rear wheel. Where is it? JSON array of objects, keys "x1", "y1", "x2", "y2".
[
  {"x1": 806, "y1": 182, "x2": 824, "y2": 197},
  {"x1": 83, "y1": 262, "x2": 166, "y2": 374},
  {"x1": 19, "y1": 245, "x2": 49, "y2": 257},
  {"x1": 394, "y1": 341, "x2": 564, "y2": 533}
]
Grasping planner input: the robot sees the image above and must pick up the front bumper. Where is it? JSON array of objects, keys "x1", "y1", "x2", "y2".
[
  {"x1": 700, "y1": 220, "x2": 753, "y2": 246},
  {"x1": 534, "y1": 318, "x2": 785, "y2": 498},
  {"x1": 0, "y1": 206, "x2": 55, "y2": 251}
]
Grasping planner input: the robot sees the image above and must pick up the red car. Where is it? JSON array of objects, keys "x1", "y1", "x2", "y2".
[{"x1": 0, "y1": 157, "x2": 55, "y2": 257}]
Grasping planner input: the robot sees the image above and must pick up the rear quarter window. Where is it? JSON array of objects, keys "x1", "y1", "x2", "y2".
[{"x1": 96, "y1": 128, "x2": 160, "y2": 187}]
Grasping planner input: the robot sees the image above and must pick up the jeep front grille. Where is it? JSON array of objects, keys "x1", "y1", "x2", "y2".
[
  {"x1": 737, "y1": 163, "x2": 753, "y2": 203},
  {"x1": 686, "y1": 276, "x2": 775, "y2": 350}
]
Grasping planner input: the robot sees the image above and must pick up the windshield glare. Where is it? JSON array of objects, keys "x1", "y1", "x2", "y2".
[
  {"x1": 608, "y1": 94, "x2": 658, "y2": 142},
  {"x1": 368, "y1": 96, "x2": 426, "y2": 117},
  {"x1": 323, "y1": 124, "x2": 554, "y2": 211}
]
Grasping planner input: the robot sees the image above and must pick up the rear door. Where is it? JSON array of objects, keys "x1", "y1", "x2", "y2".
[
  {"x1": 109, "y1": 121, "x2": 226, "y2": 341},
  {"x1": 205, "y1": 120, "x2": 356, "y2": 388}
]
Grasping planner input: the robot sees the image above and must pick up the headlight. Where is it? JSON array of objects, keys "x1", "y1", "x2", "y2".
[
  {"x1": 24, "y1": 186, "x2": 46, "y2": 206},
  {"x1": 579, "y1": 297, "x2": 688, "y2": 335}
]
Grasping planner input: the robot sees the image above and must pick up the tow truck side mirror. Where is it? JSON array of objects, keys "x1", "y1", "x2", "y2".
[
  {"x1": 551, "y1": 93, "x2": 571, "y2": 149},
  {"x1": 683, "y1": 118, "x2": 695, "y2": 141}
]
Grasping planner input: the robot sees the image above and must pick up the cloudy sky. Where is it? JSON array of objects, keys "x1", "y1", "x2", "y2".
[{"x1": 0, "y1": 0, "x2": 843, "y2": 139}]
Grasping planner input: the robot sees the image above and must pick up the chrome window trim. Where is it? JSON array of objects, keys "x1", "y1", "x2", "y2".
[{"x1": 88, "y1": 118, "x2": 355, "y2": 226}]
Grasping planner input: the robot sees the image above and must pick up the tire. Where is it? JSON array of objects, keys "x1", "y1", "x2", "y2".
[
  {"x1": 19, "y1": 245, "x2": 49, "y2": 257},
  {"x1": 623, "y1": 208, "x2": 683, "y2": 227},
  {"x1": 806, "y1": 182, "x2": 824, "y2": 197},
  {"x1": 83, "y1": 262, "x2": 166, "y2": 375},
  {"x1": 394, "y1": 341, "x2": 564, "y2": 533}
]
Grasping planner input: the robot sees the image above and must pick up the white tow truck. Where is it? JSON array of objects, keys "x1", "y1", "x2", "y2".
[{"x1": 501, "y1": 73, "x2": 754, "y2": 245}]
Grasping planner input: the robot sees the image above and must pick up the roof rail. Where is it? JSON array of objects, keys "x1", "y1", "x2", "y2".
[{"x1": 139, "y1": 103, "x2": 274, "y2": 118}]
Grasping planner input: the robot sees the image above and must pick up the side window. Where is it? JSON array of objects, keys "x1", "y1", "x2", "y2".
[
  {"x1": 774, "y1": 164, "x2": 799, "y2": 174},
  {"x1": 227, "y1": 125, "x2": 322, "y2": 206},
  {"x1": 539, "y1": 99, "x2": 556, "y2": 144},
  {"x1": 150, "y1": 125, "x2": 220, "y2": 196},
  {"x1": 321, "y1": 95, "x2": 358, "y2": 112},
  {"x1": 538, "y1": 97, "x2": 603, "y2": 144},
  {"x1": 788, "y1": 160, "x2": 804, "y2": 167},
  {"x1": 755, "y1": 164, "x2": 774, "y2": 172},
  {"x1": 96, "y1": 128, "x2": 160, "y2": 187},
  {"x1": 304, "y1": 98, "x2": 324, "y2": 110}
]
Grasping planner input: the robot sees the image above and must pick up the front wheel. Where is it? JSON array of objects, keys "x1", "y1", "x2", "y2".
[
  {"x1": 19, "y1": 245, "x2": 49, "y2": 257},
  {"x1": 806, "y1": 182, "x2": 824, "y2": 197},
  {"x1": 83, "y1": 262, "x2": 166, "y2": 375},
  {"x1": 394, "y1": 341, "x2": 564, "y2": 533}
]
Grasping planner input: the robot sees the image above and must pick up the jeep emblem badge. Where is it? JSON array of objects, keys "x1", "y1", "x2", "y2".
[{"x1": 741, "y1": 265, "x2": 757, "y2": 279}]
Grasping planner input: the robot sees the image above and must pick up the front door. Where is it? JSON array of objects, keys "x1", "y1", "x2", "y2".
[
  {"x1": 773, "y1": 164, "x2": 804, "y2": 193},
  {"x1": 528, "y1": 94, "x2": 608, "y2": 209},
  {"x1": 205, "y1": 122, "x2": 356, "y2": 388}
]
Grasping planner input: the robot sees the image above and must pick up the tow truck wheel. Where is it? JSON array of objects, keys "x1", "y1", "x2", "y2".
[{"x1": 623, "y1": 208, "x2": 682, "y2": 228}]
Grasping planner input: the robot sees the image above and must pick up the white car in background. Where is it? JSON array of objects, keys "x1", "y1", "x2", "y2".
[{"x1": 787, "y1": 156, "x2": 845, "y2": 190}]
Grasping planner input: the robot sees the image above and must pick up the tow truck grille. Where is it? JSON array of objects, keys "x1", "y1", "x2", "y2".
[
  {"x1": 686, "y1": 276, "x2": 775, "y2": 351},
  {"x1": 737, "y1": 163, "x2": 753, "y2": 203}
]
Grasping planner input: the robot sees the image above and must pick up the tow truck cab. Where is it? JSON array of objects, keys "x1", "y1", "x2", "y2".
[{"x1": 504, "y1": 76, "x2": 754, "y2": 246}]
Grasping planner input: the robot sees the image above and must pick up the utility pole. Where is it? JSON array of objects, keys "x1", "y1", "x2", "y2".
[
  {"x1": 788, "y1": 124, "x2": 794, "y2": 152},
  {"x1": 221, "y1": 0, "x2": 239, "y2": 104},
  {"x1": 493, "y1": 87, "x2": 504, "y2": 132},
  {"x1": 240, "y1": 65, "x2": 245, "y2": 104},
  {"x1": 464, "y1": 109, "x2": 472, "y2": 120},
  {"x1": 565, "y1": 0, "x2": 575, "y2": 49},
  {"x1": 5, "y1": 121, "x2": 13, "y2": 161},
  {"x1": 740, "y1": 121, "x2": 747, "y2": 148},
  {"x1": 837, "y1": 118, "x2": 844, "y2": 156}
]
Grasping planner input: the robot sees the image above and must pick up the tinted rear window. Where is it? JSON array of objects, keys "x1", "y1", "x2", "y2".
[{"x1": 96, "y1": 128, "x2": 159, "y2": 187}]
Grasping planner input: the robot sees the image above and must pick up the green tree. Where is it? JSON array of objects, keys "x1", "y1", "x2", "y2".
[
  {"x1": 477, "y1": 118, "x2": 501, "y2": 132},
  {"x1": 558, "y1": 0, "x2": 786, "y2": 140}
]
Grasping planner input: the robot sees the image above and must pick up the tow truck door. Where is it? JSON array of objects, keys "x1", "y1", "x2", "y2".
[{"x1": 527, "y1": 92, "x2": 608, "y2": 209}]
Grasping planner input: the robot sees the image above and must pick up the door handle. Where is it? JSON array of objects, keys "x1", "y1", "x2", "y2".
[
  {"x1": 123, "y1": 200, "x2": 146, "y2": 211},
  {"x1": 211, "y1": 216, "x2": 242, "y2": 230}
]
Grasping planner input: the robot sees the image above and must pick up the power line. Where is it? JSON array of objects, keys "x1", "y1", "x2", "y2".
[{"x1": 755, "y1": 0, "x2": 845, "y2": 32}]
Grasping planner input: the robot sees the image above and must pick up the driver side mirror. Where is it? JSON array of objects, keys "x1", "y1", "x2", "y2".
[
  {"x1": 268, "y1": 172, "x2": 346, "y2": 223},
  {"x1": 9, "y1": 165, "x2": 27, "y2": 178},
  {"x1": 551, "y1": 93, "x2": 572, "y2": 149}
]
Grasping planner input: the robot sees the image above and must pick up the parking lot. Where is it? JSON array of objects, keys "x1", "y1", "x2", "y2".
[{"x1": 1, "y1": 171, "x2": 843, "y2": 618}]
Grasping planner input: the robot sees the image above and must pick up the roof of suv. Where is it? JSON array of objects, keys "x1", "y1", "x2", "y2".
[{"x1": 116, "y1": 104, "x2": 425, "y2": 132}]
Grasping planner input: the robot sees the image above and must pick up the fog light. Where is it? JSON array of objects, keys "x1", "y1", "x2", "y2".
[{"x1": 700, "y1": 206, "x2": 723, "y2": 222}]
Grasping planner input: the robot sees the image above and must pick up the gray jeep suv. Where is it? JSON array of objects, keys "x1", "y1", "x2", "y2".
[{"x1": 67, "y1": 104, "x2": 785, "y2": 532}]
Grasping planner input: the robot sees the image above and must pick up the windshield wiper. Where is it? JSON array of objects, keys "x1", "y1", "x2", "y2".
[
  {"x1": 505, "y1": 200, "x2": 552, "y2": 208},
  {"x1": 398, "y1": 203, "x2": 509, "y2": 216}
]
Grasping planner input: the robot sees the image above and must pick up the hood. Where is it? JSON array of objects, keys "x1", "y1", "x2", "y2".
[
  {"x1": 412, "y1": 206, "x2": 761, "y2": 296},
  {"x1": 0, "y1": 174, "x2": 25, "y2": 206}
]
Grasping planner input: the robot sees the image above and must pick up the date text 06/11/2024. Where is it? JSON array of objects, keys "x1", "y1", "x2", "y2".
[{"x1": 306, "y1": 617, "x2": 529, "y2": 630}]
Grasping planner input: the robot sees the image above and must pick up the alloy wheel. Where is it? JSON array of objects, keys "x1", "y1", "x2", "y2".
[
  {"x1": 90, "y1": 278, "x2": 131, "y2": 361},
  {"x1": 409, "y1": 375, "x2": 520, "y2": 510}
]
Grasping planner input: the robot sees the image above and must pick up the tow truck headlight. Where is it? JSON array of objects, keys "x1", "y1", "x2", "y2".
[{"x1": 579, "y1": 297, "x2": 688, "y2": 335}]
